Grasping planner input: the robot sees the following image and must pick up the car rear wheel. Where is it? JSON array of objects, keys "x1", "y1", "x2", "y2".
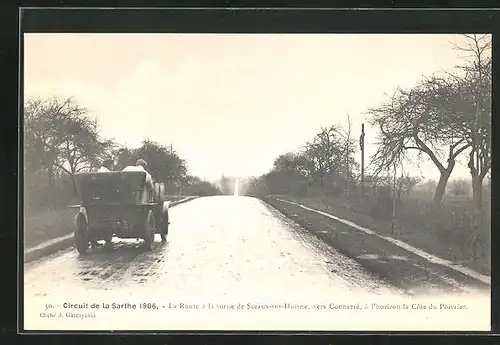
[
  {"x1": 104, "y1": 233, "x2": 113, "y2": 249},
  {"x1": 75, "y1": 213, "x2": 90, "y2": 254},
  {"x1": 143, "y1": 210, "x2": 155, "y2": 251}
]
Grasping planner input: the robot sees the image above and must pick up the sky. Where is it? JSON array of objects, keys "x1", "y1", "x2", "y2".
[{"x1": 24, "y1": 33, "x2": 483, "y2": 182}]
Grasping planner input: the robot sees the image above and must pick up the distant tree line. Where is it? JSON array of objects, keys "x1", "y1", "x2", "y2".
[
  {"x1": 247, "y1": 116, "x2": 359, "y2": 197},
  {"x1": 24, "y1": 97, "x2": 221, "y2": 211}
]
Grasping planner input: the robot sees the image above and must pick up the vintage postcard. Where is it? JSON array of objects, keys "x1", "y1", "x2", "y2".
[{"x1": 22, "y1": 32, "x2": 491, "y2": 331}]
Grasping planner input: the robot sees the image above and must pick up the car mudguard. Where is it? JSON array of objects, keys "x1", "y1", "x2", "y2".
[{"x1": 162, "y1": 201, "x2": 170, "y2": 213}]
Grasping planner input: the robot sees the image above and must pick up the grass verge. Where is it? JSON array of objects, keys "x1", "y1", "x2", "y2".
[
  {"x1": 23, "y1": 195, "x2": 195, "y2": 250},
  {"x1": 24, "y1": 208, "x2": 75, "y2": 250},
  {"x1": 276, "y1": 194, "x2": 490, "y2": 276}
]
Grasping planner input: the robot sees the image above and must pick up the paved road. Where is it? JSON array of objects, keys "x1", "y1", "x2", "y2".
[{"x1": 23, "y1": 196, "x2": 489, "y2": 331}]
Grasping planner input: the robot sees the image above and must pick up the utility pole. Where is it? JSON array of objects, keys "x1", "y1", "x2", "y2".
[
  {"x1": 391, "y1": 163, "x2": 397, "y2": 235},
  {"x1": 360, "y1": 123, "x2": 365, "y2": 197},
  {"x1": 344, "y1": 140, "x2": 350, "y2": 200}
]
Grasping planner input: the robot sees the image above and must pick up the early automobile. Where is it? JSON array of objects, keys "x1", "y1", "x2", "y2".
[{"x1": 71, "y1": 170, "x2": 170, "y2": 254}]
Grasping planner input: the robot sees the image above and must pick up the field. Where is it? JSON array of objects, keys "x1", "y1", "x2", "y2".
[{"x1": 24, "y1": 207, "x2": 76, "y2": 249}]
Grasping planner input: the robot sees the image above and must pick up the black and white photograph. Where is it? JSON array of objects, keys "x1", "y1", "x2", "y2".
[{"x1": 22, "y1": 32, "x2": 491, "y2": 331}]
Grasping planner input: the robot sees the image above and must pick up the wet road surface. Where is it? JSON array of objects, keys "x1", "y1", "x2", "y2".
[
  {"x1": 25, "y1": 196, "x2": 399, "y2": 295},
  {"x1": 23, "y1": 196, "x2": 490, "y2": 331}
]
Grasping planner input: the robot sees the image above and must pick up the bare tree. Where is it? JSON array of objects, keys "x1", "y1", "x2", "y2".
[
  {"x1": 303, "y1": 115, "x2": 358, "y2": 191},
  {"x1": 24, "y1": 97, "x2": 116, "y2": 192},
  {"x1": 273, "y1": 152, "x2": 306, "y2": 174},
  {"x1": 450, "y1": 34, "x2": 492, "y2": 209},
  {"x1": 367, "y1": 76, "x2": 470, "y2": 206},
  {"x1": 55, "y1": 116, "x2": 117, "y2": 176},
  {"x1": 25, "y1": 97, "x2": 73, "y2": 188}
]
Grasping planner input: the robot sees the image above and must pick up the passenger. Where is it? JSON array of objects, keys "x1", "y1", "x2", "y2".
[
  {"x1": 98, "y1": 159, "x2": 115, "y2": 172},
  {"x1": 122, "y1": 159, "x2": 154, "y2": 202}
]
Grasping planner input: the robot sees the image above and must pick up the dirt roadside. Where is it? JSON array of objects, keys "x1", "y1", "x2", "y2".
[{"x1": 264, "y1": 197, "x2": 490, "y2": 294}]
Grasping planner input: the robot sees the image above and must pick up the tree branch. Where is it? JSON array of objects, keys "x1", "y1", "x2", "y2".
[
  {"x1": 52, "y1": 162, "x2": 73, "y2": 176},
  {"x1": 414, "y1": 135, "x2": 445, "y2": 172},
  {"x1": 450, "y1": 143, "x2": 471, "y2": 160}
]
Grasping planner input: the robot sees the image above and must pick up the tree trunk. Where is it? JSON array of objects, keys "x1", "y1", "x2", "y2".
[
  {"x1": 69, "y1": 173, "x2": 78, "y2": 197},
  {"x1": 472, "y1": 176, "x2": 483, "y2": 209},
  {"x1": 433, "y1": 170, "x2": 451, "y2": 206},
  {"x1": 47, "y1": 164, "x2": 55, "y2": 189},
  {"x1": 468, "y1": 148, "x2": 487, "y2": 211}
]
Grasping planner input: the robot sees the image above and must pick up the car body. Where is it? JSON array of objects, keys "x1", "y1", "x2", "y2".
[{"x1": 71, "y1": 170, "x2": 169, "y2": 254}]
